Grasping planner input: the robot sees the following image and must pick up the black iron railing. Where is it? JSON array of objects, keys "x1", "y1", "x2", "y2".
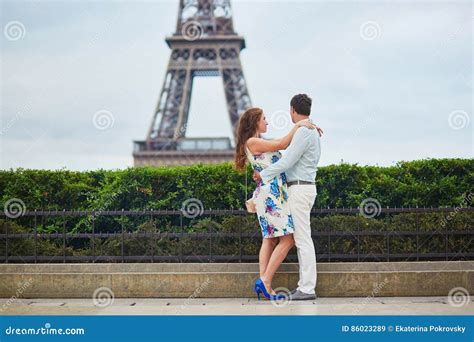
[{"x1": 0, "y1": 207, "x2": 472, "y2": 263}]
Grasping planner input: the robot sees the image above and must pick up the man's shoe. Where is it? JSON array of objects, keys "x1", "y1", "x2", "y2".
[
  {"x1": 289, "y1": 290, "x2": 317, "y2": 301},
  {"x1": 290, "y1": 288, "x2": 298, "y2": 295}
]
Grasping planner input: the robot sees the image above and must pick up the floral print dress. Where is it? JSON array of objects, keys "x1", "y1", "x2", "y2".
[{"x1": 245, "y1": 144, "x2": 295, "y2": 238}]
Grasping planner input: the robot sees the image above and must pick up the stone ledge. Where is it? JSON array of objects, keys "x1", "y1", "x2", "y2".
[{"x1": 0, "y1": 261, "x2": 472, "y2": 298}]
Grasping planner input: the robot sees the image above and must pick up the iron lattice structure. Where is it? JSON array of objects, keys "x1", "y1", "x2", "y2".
[{"x1": 133, "y1": 0, "x2": 252, "y2": 166}]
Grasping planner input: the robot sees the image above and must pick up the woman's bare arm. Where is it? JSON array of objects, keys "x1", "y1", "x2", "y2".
[{"x1": 247, "y1": 120, "x2": 317, "y2": 154}]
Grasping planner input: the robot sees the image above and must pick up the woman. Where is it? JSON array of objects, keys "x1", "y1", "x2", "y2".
[{"x1": 234, "y1": 107, "x2": 319, "y2": 300}]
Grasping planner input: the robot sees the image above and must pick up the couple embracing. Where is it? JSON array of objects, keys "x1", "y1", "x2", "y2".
[{"x1": 234, "y1": 94, "x2": 322, "y2": 301}]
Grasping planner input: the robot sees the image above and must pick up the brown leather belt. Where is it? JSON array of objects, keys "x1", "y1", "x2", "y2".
[{"x1": 287, "y1": 180, "x2": 315, "y2": 186}]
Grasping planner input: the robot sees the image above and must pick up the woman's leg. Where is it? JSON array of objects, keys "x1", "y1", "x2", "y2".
[
  {"x1": 259, "y1": 237, "x2": 278, "y2": 277},
  {"x1": 260, "y1": 234, "x2": 295, "y2": 293}
]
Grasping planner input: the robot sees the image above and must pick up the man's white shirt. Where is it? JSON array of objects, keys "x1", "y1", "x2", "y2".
[{"x1": 260, "y1": 126, "x2": 321, "y2": 183}]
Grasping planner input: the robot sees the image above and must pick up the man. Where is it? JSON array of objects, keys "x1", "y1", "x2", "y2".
[{"x1": 254, "y1": 93, "x2": 321, "y2": 300}]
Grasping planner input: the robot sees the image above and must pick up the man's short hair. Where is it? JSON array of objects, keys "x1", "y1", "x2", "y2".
[{"x1": 290, "y1": 94, "x2": 312, "y2": 116}]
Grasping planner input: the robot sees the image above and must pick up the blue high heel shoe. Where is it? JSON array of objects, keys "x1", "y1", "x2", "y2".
[{"x1": 254, "y1": 278, "x2": 284, "y2": 300}]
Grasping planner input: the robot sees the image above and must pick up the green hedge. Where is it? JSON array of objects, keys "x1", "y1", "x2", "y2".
[
  {"x1": 1, "y1": 211, "x2": 471, "y2": 260},
  {"x1": 1, "y1": 158, "x2": 471, "y2": 261},
  {"x1": 0, "y1": 158, "x2": 472, "y2": 211}
]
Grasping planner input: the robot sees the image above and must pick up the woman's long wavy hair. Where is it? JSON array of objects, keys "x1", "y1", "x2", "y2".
[{"x1": 234, "y1": 107, "x2": 263, "y2": 171}]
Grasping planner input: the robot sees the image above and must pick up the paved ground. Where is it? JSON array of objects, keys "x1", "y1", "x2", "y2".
[{"x1": 0, "y1": 297, "x2": 472, "y2": 315}]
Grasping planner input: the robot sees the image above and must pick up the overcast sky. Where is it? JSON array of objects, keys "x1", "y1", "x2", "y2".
[{"x1": 1, "y1": 0, "x2": 472, "y2": 171}]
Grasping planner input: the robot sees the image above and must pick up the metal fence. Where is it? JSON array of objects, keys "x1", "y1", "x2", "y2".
[{"x1": 1, "y1": 207, "x2": 472, "y2": 263}]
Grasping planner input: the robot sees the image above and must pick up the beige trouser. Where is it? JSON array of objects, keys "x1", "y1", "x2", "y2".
[{"x1": 287, "y1": 184, "x2": 317, "y2": 294}]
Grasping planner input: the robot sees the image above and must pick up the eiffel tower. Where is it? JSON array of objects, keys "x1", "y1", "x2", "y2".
[{"x1": 133, "y1": 0, "x2": 252, "y2": 166}]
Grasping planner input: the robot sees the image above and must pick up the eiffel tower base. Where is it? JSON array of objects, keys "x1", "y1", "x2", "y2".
[{"x1": 133, "y1": 150, "x2": 235, "y2": 167}]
